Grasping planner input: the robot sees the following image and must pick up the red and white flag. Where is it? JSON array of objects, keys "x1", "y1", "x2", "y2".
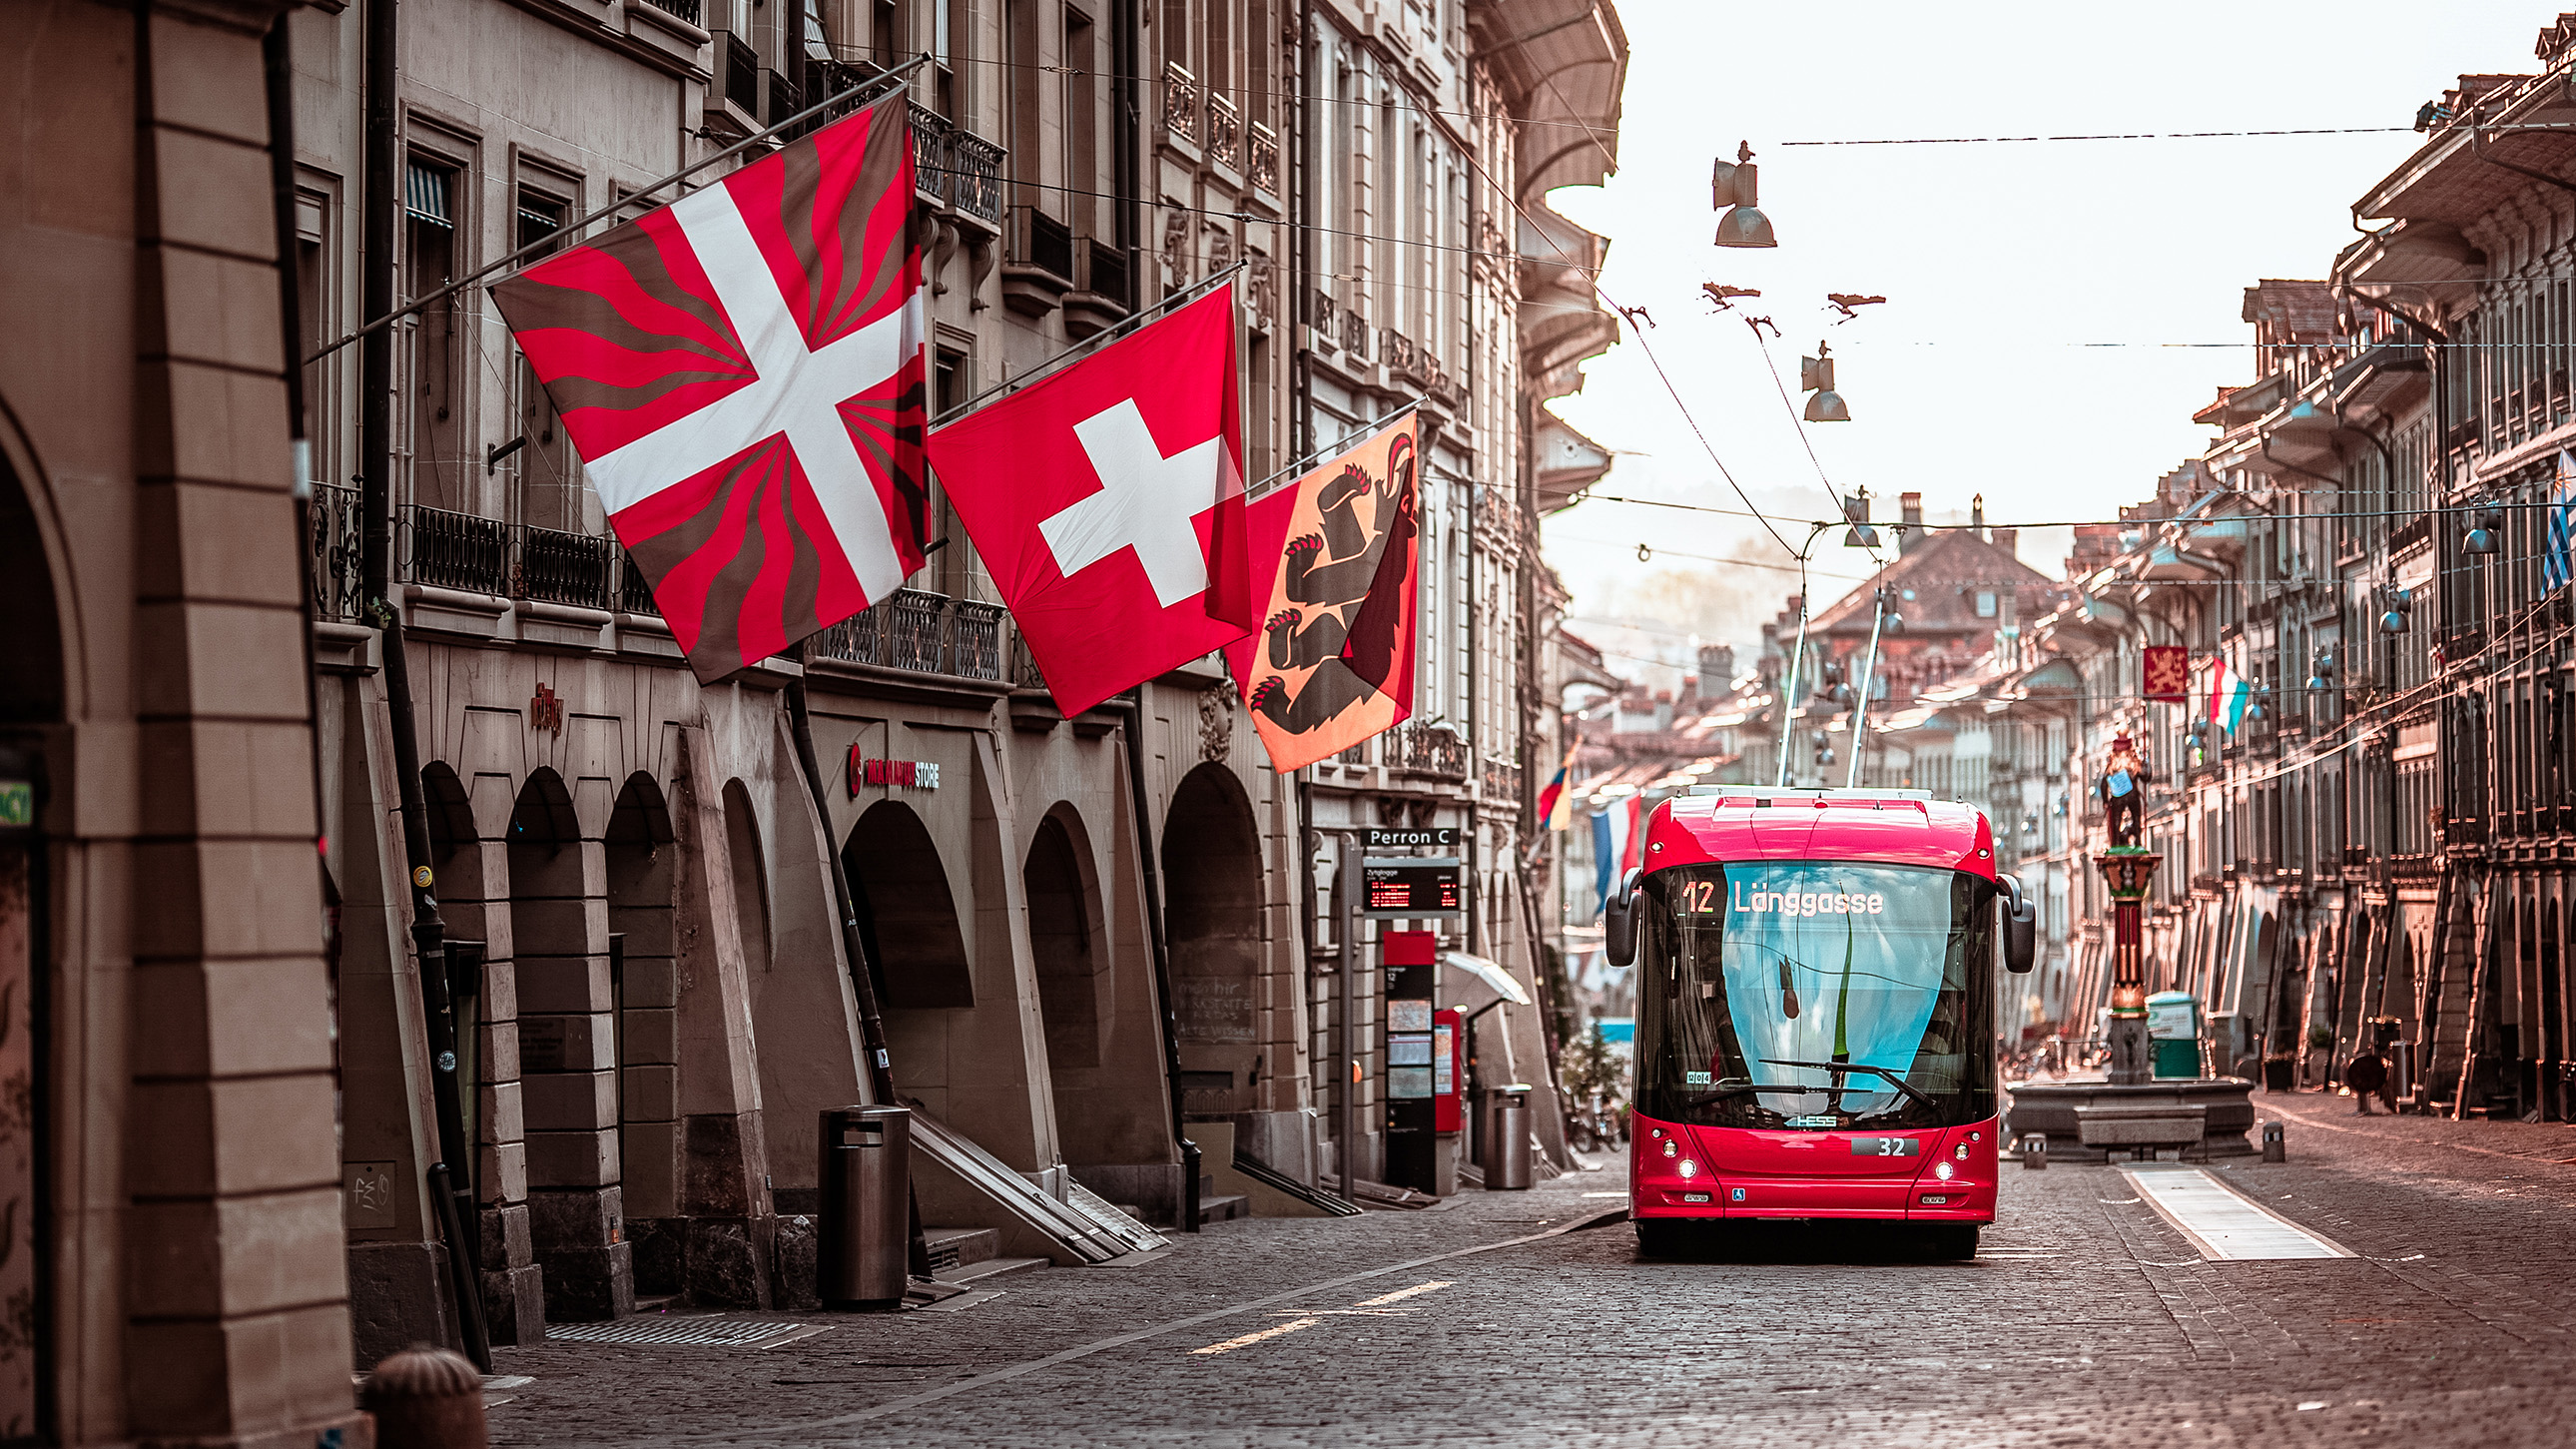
[
  {"x1": 490, "y1": 94, "x2": 928, "y2": 682},
  {"x1": 927, "y1": 286, "x2": 1254, "y2": 715}
]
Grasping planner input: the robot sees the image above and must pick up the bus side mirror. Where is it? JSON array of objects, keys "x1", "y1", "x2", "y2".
[
  {"x1": 1999, "y1": 874, "x2": 2037, "y2": 975},
  {"x1": 1604, "y1": 868, "x2": 1643, "y2": 968}
]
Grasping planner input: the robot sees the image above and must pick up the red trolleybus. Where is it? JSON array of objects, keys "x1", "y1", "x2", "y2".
[{"x1": 1603, "y1": 787, "x2": 2036, "y2": 1259}]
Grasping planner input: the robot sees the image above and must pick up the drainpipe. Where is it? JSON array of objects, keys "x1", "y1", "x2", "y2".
[
  {"x1": 1119, "y1": 690, "x2": 1200, "y2": 1231},
  {"x1": 357, "y1": 0, "x2": 490, "y2": 1371}
]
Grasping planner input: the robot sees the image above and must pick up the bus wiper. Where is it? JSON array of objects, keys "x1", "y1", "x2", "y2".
[
  {"x1": 1757, "y1": 1059, "x2": 1938, "y2": 1109},
  {"x1": 1683, "y1": 1080, "x2": 1819, "y2": 1104}
]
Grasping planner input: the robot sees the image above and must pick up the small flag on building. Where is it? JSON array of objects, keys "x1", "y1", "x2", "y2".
[
  {"x1": 1537, "y1": 738, "x2": 1581, "y2": 832},
  {"x1": 491, "y1": 93, "x2": 930, "y2": 683},
  {"x1": 2548, "y1": 448, "x2": 2576, "y2": 593},
  {"x1": 1592, "y1": 794, "x2": 1643, "y2": 920},
  {"x1": 2209, "y1": 652, "x2": 2249, "y2": 734},
  {"x1": 1222, "y1": 412, "x2": 1422, "y2": 773},
  {"x1": 927, "y1": 286, "x2": 1253, "y2": 716},
  {"x1": 2142, "y1": 644, "x2": 2189, "y2": 703}
]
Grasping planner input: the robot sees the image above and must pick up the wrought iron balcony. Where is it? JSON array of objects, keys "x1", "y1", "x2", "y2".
[
  {"x1": 1483, "y1": 757, "x2": 1523, "y2": 805},
  {"x1": 1206, "y1": 93, "x2": 1243, "y2": 169},
  {"x1": 401, "y1": 505, "x2": 512, "y2": 596},
  {"x1": 949, "y1": 131, "x2": 1003, "y2": 223},
  {"x1": 618, "y1": 550, "x2": 659, "y2": 616},
  {"x1": 1387, "y1": 721, "x2": 1468, "y2": 779},
  {"x1": 1248, "y1": 122, "x2": 1280, "y2": 194},
  {"x1": 810, "y1": 588, "x2": 1006, "y2": 682},
  {"x1": 1161, "y1": 63, "x2": 1201, "y2": 148},
  {"x1": 308, "y1": 482, "x2": 365, "y2": 620},
  {"x1": 515, "y1": 524, "x2": 616, "y2": 611},
  {"x1": 636, "y1": 0, "x2": 699, "y2": 22}
]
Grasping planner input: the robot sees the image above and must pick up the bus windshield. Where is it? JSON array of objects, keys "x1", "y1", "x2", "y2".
[{"x1": 1633, "y1": 861, "x2": 1996, "y2": 1130}]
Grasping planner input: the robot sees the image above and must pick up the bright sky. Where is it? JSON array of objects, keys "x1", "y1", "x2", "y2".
[{"x1": 1541, "y1": 0, "x2": 2550, "y2": 689}]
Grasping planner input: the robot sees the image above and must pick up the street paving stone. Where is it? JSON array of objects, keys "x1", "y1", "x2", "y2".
[{"x1": 489, "y1": 1098, "x2": 2576, "y2": 1446}]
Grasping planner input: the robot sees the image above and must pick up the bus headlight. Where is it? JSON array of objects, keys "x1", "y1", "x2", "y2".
[
  {"x1": 1955, "y1": 1142, "x2": 1971, "y2": 1161},
  {"x1": 1677, "y1": 1158, "x2": 1699, "y2": 1179},
  {"x1": 1661, "y1": 1138, "x2": 1676, "y2": 1158},
  {"x1": 1933, "y1": 1160, "x2": 1955, "y2": 1181}
]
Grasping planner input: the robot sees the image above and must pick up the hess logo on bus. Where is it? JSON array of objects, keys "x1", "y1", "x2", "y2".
[{"x1": 1675, "y1": 881, "x2": 1888, "y2": 917}]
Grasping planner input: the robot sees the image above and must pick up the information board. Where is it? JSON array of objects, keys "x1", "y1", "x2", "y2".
[{"x1": 1362, "y1": 857, "x2": 1465, "y2": 916}]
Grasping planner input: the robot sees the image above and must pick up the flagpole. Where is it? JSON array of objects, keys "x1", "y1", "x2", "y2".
[
  {"x1": 1246, "y1": 399, "x2": 1422, "y2": 498},
  {"x1": 931, "y1": 260, "x2": 1249, "y2": 426},
  {"x1": 303, "y1": 55, "x2": 934, "y2": 367}
]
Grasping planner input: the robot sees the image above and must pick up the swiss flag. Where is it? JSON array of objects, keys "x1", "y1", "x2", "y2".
[
  {"x1": 490, "y1": 94, "x2": 928, "y2": 683},
  {"x1": 927, "y1": 286, "x2": 1254, "y2": 715}
]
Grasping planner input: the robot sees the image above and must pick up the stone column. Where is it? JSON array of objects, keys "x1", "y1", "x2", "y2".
[
  {"x1": 122, "y1": 2, "x2": 362, "y2": 1438},
  {"x1": 431, "y1": 834, "x2": 544, "y2": 1344},
  {"x1": 512, "y1": 832, "x2": 633, "y2": 1320},
  {"x1": 2098, "y1": 848, "x2": 2162, "y2": 1087}
]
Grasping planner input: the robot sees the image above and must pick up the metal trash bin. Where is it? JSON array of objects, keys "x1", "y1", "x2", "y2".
[
  {"x1": 1489, "y1": 1086, "x2": 1533, "y2": 1190},
  {"x1": 818, "y1": 1105, "x2": 910, "y2": 1307}
]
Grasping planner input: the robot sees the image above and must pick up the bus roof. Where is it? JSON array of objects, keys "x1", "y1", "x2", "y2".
[{"x1": 1641, "y1": 787, "x2": 1998, "y2": 881}]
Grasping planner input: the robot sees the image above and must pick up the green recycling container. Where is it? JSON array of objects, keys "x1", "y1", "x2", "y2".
[{"x1": 2145, "y1": 991, "x2": 2202, "y2": 1081}]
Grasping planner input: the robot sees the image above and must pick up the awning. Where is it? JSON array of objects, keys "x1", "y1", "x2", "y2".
[{"x1": 1444, "y1": 951, "x2": 1533, "y2": 1013}]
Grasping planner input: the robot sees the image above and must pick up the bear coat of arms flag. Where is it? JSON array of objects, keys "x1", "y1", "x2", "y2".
[
  {"x1": 1221, "y1": 412, "x2": 1422, "y2": 774},
  {"x1": 926, "y1": 285, "x2": 1254, "y2": 716},
  {"x1": 489, "y1": 93, "x2": 928, "y2": 683}
]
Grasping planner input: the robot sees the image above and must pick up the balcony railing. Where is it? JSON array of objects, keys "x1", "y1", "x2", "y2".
[
  {"x1": 309, "y1": 482, "x2": 365, "y2": 620},
  {"x1": 619, "y1": 550, "x2": 659, "y2": 616},
  {"x1": 1161, "y1": 63, "x2": 1201, "y2": 147},
  {"x1": 636, "y1": 0, "x2": 699, "y2": 23},
  {"x1": 949, "y1": 131, "x2": 1003, "y2": 222},
  {"x1": 721, "y1": 34, "x2": 758, "y2": 116},
  {"x1": 1086, "y1": 240, "x2": 1131, "y2": 308},
  {"x1": 810, "y1": 588, "x2": 1006, "y2": 682},
  {"x1": 1483, "y1": 757, "x2": 1523, "y2": 805},
  {"x1": 382, "y1": 505, "x2": 661, "y2": 617},
  {"x1": 516, "y1": 524, "x2": 616, "y2": 610},
  {"x1": 1248, "y1": 122, "x2": 1280, "y2": 194},
  {"x1": 1206, "y1": 93, "x2": 1242, "y2": 169},
  {"x1": 402, "y1": 505, "x2": 513, "y2": 596},
  {"x1": 1015, "y1": 207, "x2": 1075, "y2": 281},
  {"x1": 1387, "y1": 721, "x2": 1468, "y2": 779}
]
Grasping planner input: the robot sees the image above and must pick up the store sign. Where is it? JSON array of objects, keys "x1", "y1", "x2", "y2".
[
  {"x1": 1364, "y1": 827, "x2": 1457, "y2": 850},
  {"x1": 848, "y1": 748, "x2": 942, "y2": 794},
  {"x1": 1362, "y1": 856, "x2": 1464, "y2": 916},
  {"x1": 530, "y1": 683, "x2": 564, "y2": 735},
  {"x1": 0, "y1": 781, "x2": 28, "y2": 829}
]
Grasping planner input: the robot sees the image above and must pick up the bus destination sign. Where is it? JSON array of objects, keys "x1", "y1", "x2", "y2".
[
  {"x1": 1362, "y1": 857, "x2": 1465, "y2": 916},
  {"x1": 1363, "y1": 827, "x2": 1458, "y2": 850}
]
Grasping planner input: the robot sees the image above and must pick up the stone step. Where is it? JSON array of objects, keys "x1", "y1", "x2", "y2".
[
  {"x1": 920, "y1": 1225, "x2": 1000, "y2": 1273},
  {"x1": 1199, "y1": 1192, "x2": 1248, "y2": 1224},
  {"x1": 944, "y1": 1255, "x2": 1048, "y2": 1285}
]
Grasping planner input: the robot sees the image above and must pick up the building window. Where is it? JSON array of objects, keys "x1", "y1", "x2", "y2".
[
  {"x1": 1975, "y1": 589, "x2": 1998, "y2": 618},
  {"x1": 511, "y1": 188, "x2": 585, "y2": 532},
  {"x1": 404, "y1": 158, "x2": 467, "y2": 513}
]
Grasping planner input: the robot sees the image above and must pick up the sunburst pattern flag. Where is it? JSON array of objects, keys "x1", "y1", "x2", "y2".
[{"x1": 491, "y1": 94, "x2": 928, "y2": 682}]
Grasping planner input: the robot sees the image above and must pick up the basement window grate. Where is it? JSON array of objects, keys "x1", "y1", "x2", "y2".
[{"x1": 540, "y1": 1318, "x2": 819, "y2": 1349}]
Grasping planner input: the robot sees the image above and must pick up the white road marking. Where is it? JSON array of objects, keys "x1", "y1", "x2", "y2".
[
  {"x1": 2120, "y1": 1165, "x2": 2353, "y2": 1260},
  {"x1": 1354, "y1": 1280, "x2": 1453, "y2": 1307},
  {"x1": 1190, "y1": 1318, "x2": 1322, "y2": 1355}
]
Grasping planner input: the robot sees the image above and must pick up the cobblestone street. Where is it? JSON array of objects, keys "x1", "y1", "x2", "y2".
[{"x1": 481, "y1": 1101, "x2": 2576, "y2": 1446}]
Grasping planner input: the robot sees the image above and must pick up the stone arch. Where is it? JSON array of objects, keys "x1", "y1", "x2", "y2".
[
  {"x1": 1161, "y1": 763, "x2": 1264, "y2": 1118},
  {"x1": 506, "y1": 765, "x2": 630, "y2": 1320},
  {"x1": 1025, "y1": 804, "x2": 1106, "y2": 1072},
  {"x1": 0, "y1": 415, "x2": 61, "y2": 1439},
  {"x1": 423, "y1": 761, "x2": 477, "y2": 861},
  {"x1": 720, "y1": 780, "x2": 771, "y2": 972},
  {"x1": 603, "y1": 773, "x2": 679, "y2": 1289},
  {"x1": 845, "y1": 799, "x2": 972, "y2": 1012}
]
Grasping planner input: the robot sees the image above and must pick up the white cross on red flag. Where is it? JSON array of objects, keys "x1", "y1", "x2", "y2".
[
  {"x1": 926, "y1": 286, "x2": 1254, "y2": 715},
  {"x1": 490, "y1": 94, "x2": 928, "y2": 682}
]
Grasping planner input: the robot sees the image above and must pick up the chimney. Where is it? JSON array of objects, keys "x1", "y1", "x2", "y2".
[
  {"x1": 1697, "y1": 643, "x2": 1734, "y2": 697},
  {"x1": 1992, "y1": 527, "x2": 2018, "y2": 558},
  {"x1": 1970, "y1": 492, "x2": 1986, "y2": 540},
  {"x1": 1898, "y1": 493, "x2": 1924, "y2": 555}
]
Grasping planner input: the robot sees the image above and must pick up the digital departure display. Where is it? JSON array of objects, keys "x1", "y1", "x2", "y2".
[{"x1": 1362, "y1": 858, "x2": 1465, "y2": 916}]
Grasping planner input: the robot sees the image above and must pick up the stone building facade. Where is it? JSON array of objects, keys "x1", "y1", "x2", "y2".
[{"x1": 1, "y1": 0, "x2": 1625, "y2": 1428}]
